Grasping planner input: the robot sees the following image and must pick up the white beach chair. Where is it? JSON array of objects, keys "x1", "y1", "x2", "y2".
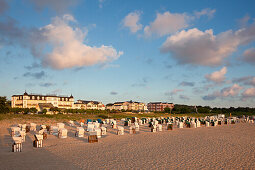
[
  {"x1": 206, "y1": 121, "x2": 210, "y2": 127},
  {"x1": 101, "y1": 127, "x2": 107, "y2": 136},
  {"x1": 151, "y1": 125, "x2": 156, "y2": 132},
  {"x1": 178, "y1": 122, "x2": 183, "y2": 128},
  {"x1": 117, "y1": 126, "x2": 124, "y2": 135},
  {"x1": 21, "y1": 124, "x2": 26, "y2": 131},
  {"x1": 94, "y1": 128, "x2": 102, "y2": 138},
  {"x1": 196, "y1": 121, "x2": 201, "y2": 127},
  {"x1": 87, "y1": 123, "x2": 94, "y2": 132},
  {"x1": 69, "y1": 120, "x2": 75, "y2": 126},
  {"x1": 57, "y1": 123, "x2": 65, "y2": 129},
  {"x1": 40, "y1": 125, "x2": 46, "y2": 130},
  {"x1": 58, "y1": 128, "x2": 68, "y2": 138},
  {"x1": 39, "y1": 128, "x2": 47, "y2": 134},
  {"x1": 12, "y1": 136, "x2": 22, "y2": 152},
  {"x1": 139, "y1": 119, "x2": 143, "y2": 125},
  {"x1": 128, "y1": 120, "x2": 131, "y2": 126},
  {"x1": 50, "y1": 126, "x2": 59, "y2": 136},
  {"x1": 20, "y1": 130, "x2": 26, "y2": 142},
  {"x1": 30, "y1": 123, "x2": 36, "y2": 131},
  {"x1": 76, "y1": 127, "x2": 84, "y2": 137},
  {"x1": 94, "y1": 122, "x2": 100, "y2": 128},
  {"x1": 11, "y1": 127, "x2": 21, "y2": 137},
  {"x1": 129, "y1": 126, "x2": 136, "y2": 134},
  {"x1": 33, "y1": 134, "x2": 43, "y2": 148},
  {"x1": 134, "y1": 122, "x2": 139, "y2": 131},
  {"x1": 191, "y1": 121, "x2": 197, "y2": 128},
  {"x1": 157, "y1": 124, "x2": 162, "y2": 132},
  {"x1": 153, "y1": 120, "x2": 158, "y2": 126},
  {"x1": 80, "y1": 122, "x2": 84, "y2": 127}
]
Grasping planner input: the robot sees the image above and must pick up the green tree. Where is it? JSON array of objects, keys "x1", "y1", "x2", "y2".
[
  {"x1": 180, "y1": 107, "x2": 189, "y2": 114},
  {"x1": 23, "y1": 108, "x2": 30, "y2": 114},
  {"x1": 0, "y1": 96, "x2": 10, "y2": 114},
  {"x1": 29, "y1": 108, "x2": 37, "y2": 114},
  {"x1": 42, "y1": 109, "x2": 47, "y2": 114},
  {"x1": 164, "y1": 107, "x2": 171, "y2": 113},
  {"x1": 50, "y1": 107, "x2": 59, "y2": 114}
]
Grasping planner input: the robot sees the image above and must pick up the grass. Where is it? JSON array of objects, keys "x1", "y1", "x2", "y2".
[
  {"x1": 0, "y1": 112, "x2": 215, "y2": 122},
  {"x1": 0, "y1": 112, "x2": 250, "y2": 122}
]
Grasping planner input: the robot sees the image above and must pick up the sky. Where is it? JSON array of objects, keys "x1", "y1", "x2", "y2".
[{"x1": 0, "y1": 0, "x2": 255, "y2": 108}]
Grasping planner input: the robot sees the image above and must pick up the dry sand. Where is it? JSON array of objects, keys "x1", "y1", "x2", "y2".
[{"x1": 0, "y1": 120, "x2": 255, "y2": 169}]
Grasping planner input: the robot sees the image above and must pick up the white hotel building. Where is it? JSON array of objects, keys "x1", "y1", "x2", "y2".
[{"x1": 11, "y1": 92, "x2": 74, "y2": 109}]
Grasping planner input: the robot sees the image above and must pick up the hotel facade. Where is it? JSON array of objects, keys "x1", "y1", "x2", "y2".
[
  {"x1": 11, "y1": 92, "x2": 173, "y2": 113},
  {"x1": 11, "y1": 92, "x2": 74, "y2": 110},
  {"x1": 106, "y1": 101, "x2": 147, "y2": 111},
  {"x1": 74, "y1": 100, "x2": 105, "y2": 110},
  {"x1": 147, "y1": 102, "x2": 174, "y2": 112}
]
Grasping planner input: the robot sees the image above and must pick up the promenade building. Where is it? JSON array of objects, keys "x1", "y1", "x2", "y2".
[
  {"x1": 74, "y1": 100, "x2": 105, "y2": 110},
  {"x1": 106, "y1": 100, "x2": 147, "y2": 111},
  {"x1": 147, "y1": 102, "x2": 174, "y2": 112},
  {"x1": 11, "y1": 92, "x2": 74, "y2": 110}
]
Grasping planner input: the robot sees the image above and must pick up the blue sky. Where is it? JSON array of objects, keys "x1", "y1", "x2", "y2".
[{"x1": 1, "y1": 0, "x2": 255, "y2": 107}]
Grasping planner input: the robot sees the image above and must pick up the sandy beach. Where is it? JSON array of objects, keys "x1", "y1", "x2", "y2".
[{"x1": 0, "y1": 120, "x2": 254, "y2": 169}]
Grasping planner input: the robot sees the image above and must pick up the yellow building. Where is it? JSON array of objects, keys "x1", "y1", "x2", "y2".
[
  {"x1": 11, "y1": 92, "x2": 74, "y2": 110},
  {"x1": 106, "y1": 100, "x2": 147, "y2": 111},
  {"x1": 74, "y1": 100, "x2": 105, "y2": 110}
]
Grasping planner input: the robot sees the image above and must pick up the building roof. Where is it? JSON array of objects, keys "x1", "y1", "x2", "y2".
[
  {"x1": 77, "y1": 100, "x2": 100, "y2": 105},
  {"x1": 12, "y1": 93, "x2": 73, "y2": 98},
  {"x1": 148, "y1": 102, "x2": 173, "y2": 104}
]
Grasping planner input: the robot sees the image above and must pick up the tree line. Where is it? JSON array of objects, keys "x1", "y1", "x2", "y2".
[{"x1": 163, "y1": 104, "x2": 255, "y2": 115}]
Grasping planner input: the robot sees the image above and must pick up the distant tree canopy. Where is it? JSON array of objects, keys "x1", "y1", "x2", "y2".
[
  {"x1": 164, "y1": 107, "x2": 171, "y2": 113},
  {"x1": 171, "y1": 104, "x2": 255, "y2": 115},
  {"x1": 10, "y1": 107, "x2": 38, "y2": 114},
  {"x1": 0, "y1": 96, "x2": 10, "y2": 114}
]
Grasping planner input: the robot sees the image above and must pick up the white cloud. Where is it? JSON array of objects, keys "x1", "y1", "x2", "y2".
[
  {"x1": 242, "y1": 48, "x2": 255, "y2": 64},
  {"x1": 161, "y1": 24, "x2": 255, "y2": 66},
  {"x1": 205, "y1": 67, "x2": 227, "y2": 83},
  {"x1": 203, "y1": 84, "x2": 243, "y2": 100},
  {"x1": 238, "y1": 15, "x2": 251, "y2": 28},
  {"x1": 242, "y1": 87, "x2": 255, "y2": 98},
  {"x1": 221, "y1": 84, "x2": 243, "y2": 97},
  {"x1": 36, "y1": 14, "x2": 123, "y2": 69},
  {"x1": 122, "y1": 11, "x2": 142, "y2": 33},
  {"x1": 194, "y1": 8, "x2": 216, "y2": 19},
  {"x1": 144, "y1": 11, "x2": 190, "y2": 37}
]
